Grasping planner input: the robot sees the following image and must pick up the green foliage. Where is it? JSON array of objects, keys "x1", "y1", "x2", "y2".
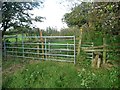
[
  {"x1": 63, "y1": 2, "x2": 120, "y2": 36},
  {"x1": 3, "y1": 60, "x2": 119, "y2": 88},
  {"x1": 77, "y1": 67, "x2": 119, "y2": 88},
  {"x1": 43, "y1": 27, "x2": 60, "y2": 36},
  {"x1": 1, "y1": 1, "x2": 44, "y2": 36},
  {"x1": 60, "y1": 26, "x2": 80, "y2": 38},
  {"x1": 62, "y1": 3, "x2": 91, "y2": 27}
]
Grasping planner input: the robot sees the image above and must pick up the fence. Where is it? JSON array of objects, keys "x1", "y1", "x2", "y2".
[
  {"x1": 81, "y1": 42, "x2": 94, "y2": 60},
  {"x1": 3, "y1": 35, "x2": 76, "y2": 64},
  {"x1": 81, "y1": 43, "x2": 120, "y2": 63}
]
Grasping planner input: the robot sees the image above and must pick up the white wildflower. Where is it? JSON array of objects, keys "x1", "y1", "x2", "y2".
[
  {"x1": 81, "y1": 79, "x2": 85, "y2": 86},
  {"x1": 92, "y1": 73, "x2": 96, "y2": 76},
  {"x1": 82, "y1": 68, "x2": 85, "y2": 72}
]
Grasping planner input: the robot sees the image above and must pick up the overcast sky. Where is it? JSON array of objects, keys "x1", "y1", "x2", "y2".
[{"x1": 30, "y1": 0, "x2": 72, "y2": 30}]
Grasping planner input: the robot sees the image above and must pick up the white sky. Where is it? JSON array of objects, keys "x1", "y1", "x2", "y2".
[{"x1": 31, "y1": 0, "x2": 71, "y2": 30}]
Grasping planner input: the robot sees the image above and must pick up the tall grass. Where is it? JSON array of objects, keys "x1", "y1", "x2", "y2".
[{"x1": 2, "y1": 60, "x2": 119, "y2": 88}]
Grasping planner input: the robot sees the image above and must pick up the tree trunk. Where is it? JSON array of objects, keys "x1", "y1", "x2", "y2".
[
  {"x1": 2, "y1": 21, "x2": 9, "y2": 38},
  {"x1": 2, "y1": 27, "x2": 7, "y2": 37}
]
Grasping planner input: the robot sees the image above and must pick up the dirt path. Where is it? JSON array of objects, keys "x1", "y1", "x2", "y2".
[
  {"x1": 3, "y1": 64, "x2": 25, "y2": 75},
  {"x1": 3, "y1": 60, "x2": 40, "y2": 75}
]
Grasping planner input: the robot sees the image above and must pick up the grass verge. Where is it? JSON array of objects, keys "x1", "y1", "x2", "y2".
[{"x1": 2, "y1": 59, "x2": 119, "y2": 88}]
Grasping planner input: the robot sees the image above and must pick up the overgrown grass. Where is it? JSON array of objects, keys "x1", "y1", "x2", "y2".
[{"x1": 2, "y1": 59, "x2": 119, "y2": 88}]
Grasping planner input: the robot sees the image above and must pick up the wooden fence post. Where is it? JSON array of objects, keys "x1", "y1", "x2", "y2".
[
  {"x1": 39, "y1": 29, "x2": 44, "y2": 60},
  {"x1": 77, "y1": 28, "x2": 83, "y2": 58},
  {"x1": 103, "y1": 37, "x2": 106, "y2": 64},
  {"x1": 92, "y1": 42, "x2": 94, "y2": 60},
  {"x1": 37, "y1": 28, "x2": 39, "y2": 58}
]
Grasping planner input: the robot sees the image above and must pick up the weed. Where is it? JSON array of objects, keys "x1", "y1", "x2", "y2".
[{"x1": 2, "y1": 60, "x2": 119, "y2": 88}]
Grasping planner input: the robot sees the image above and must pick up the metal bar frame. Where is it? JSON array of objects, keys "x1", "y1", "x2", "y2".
[
  {"x1": 6, "y1": 47, "x2": 74, "y2": 51},
  {"x1": 5, "y1": 43, "x2": 74, "y2": 46},
  {"x1": 74, "y1": 36, "x2": 76, "y2": 64},
  {"x1": 23, "y1": 36, "x2": 75, "y2": 38},
  {"x1": 4, "y1": 35, "x2": 76, "y2": 64},
  {"x1": 8, "y1": 55, "x2": 74, "y2": 62},
  {"x1": 7, "y1": 51, "x2": 74, "y2": 57}
]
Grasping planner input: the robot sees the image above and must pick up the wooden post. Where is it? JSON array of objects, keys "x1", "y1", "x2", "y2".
[
  {"x1": 91, "y1": 42, "x2": 94, "y2": 60},
  {"x1": 39, "y1": 29, "x2": 44, "y2": 60},
  {"x1": 103, "y1": 37, "x2": 106, "y2": 64},
  {"x1": 37, "y1": 28, "x2": 39, "y2": 58},
  {"x1": 77, "y1": 28, "x2": 83, "y2": 58}
]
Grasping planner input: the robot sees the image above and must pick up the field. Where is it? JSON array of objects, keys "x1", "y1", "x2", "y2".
[
  {"x1": 2, "y1": 34, "x2": 120, "y2": 88},
  {"x1": 2, "y1": 57, "x2": 119, "y2": 88}
]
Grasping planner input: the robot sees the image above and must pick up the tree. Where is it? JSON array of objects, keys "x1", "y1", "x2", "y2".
[
  {"x1": 44, "y1": 27, "x2": 60, "y2": 36},
  {"x1": 62, "y1": 2, "x2": 120, "y2": 45},
  {"x1": 60, "y1": 26, "x2": 80, "y2": 37},
  {"x1": 1, "y1": 1, "x2": 44, "y2": 37},
  {"x1": 63, "y1": 2, "x2": 120, "y2": 36},
  {"x1": 62, "y1": 2, "x2": 92, "y2": 28},
  {"x1": 63, "y1": 2, "x2": 120, "y2": 64}
]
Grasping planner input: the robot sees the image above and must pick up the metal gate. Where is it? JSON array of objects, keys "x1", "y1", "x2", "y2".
[{"x1": 3, "y1": 35, "x2": 76, "y2": 64}]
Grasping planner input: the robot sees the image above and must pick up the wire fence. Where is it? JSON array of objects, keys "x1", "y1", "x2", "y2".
[{"x1": 3, "y1": 35, "x2": 76, "y2": 64}]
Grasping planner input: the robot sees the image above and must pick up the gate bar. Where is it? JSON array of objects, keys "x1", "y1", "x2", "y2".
[{"x1": 74, "y1": 36, "x2": 76, "y2": 64}]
